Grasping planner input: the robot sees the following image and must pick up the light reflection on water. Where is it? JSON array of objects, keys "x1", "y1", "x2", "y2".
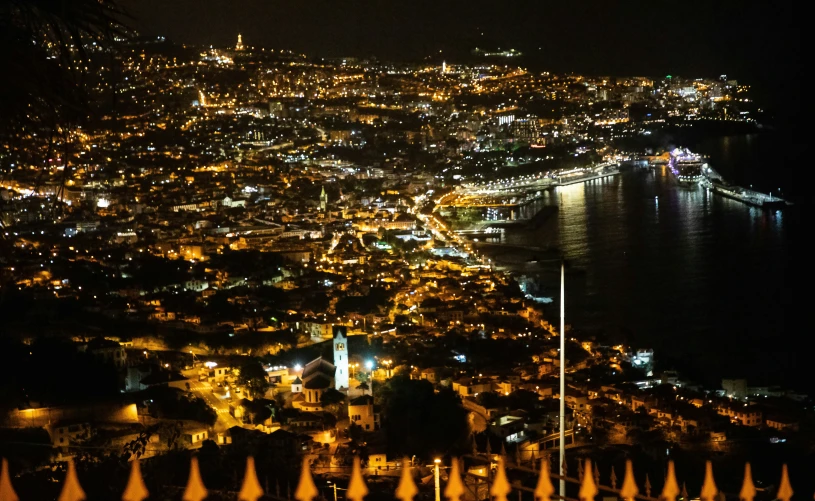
[{"x1": 492, "y1": 168, "x2": 793, "y2": 385}]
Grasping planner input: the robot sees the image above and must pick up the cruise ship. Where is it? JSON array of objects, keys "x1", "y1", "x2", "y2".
[{"x1": 669, "y1": 148, "x2": 706, "y2": 184}]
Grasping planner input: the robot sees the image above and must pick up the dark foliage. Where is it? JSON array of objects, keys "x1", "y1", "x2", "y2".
[
  {"x1": 238, "y1": 359, "x2": 270, "y2": 398},
  {"x1": 141, "y1": 386, "x2": 217, "y2": 426},
  {"x1": 0, "y1": 337, "x2": 120, "y2": 411},
  {"x1": 376, "y1": 376, "x2": 469, "y2": 460}
]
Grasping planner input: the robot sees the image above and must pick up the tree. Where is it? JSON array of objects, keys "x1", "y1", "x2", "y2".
[
  {"x1": 238, "y1": 360, "x2": 270, "y2": 399},
  {"x1": 1, "y1": 0, "x2": 127, "y2": 214},
  {"x1": 321, "y1": 388, "x2": 346, "y2": 406},
  {"x1": 321, "y1": 388, "x2": 346, "y2": 417},
  {"x1": 347, "y1": 422, "x2": 364, "y2": 442},
  {"x1": 475, "y1": 391, "x2": 506, "y2": 410},
  {"x1": 239, "y1": 398, "x2": 275, "y2": 425},
  {"x1": 377, "y1": 376, "x2": 469, "y2": 459},
  {"x1": 143, "y1": 387, "x2": 216, "y2": 426}
]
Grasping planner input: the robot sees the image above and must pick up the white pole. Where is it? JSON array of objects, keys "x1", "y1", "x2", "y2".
[
  {"x1": 434, "y1": 461, "x2": 441, "y2": 501},
  {"x1": 559, "y1": 261, "x2": 566, "y2": 498}
]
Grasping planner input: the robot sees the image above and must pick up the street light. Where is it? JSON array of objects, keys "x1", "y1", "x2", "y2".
[
  {"x1": 559, "y1": 261, "x2": 566, "y2": 498},
  {"x1": 364, "y1": 360, "x2": 375, "y2": 396},
  {"x1": 433, "y1": 458, "x2": 442, "y2": 501},
  {"x1": 326, "y1": 481, "x2": 343, "y2": 501}
]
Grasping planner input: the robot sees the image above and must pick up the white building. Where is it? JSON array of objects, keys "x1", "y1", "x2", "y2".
[{"x1": 333, "y1": 326, "x2": 349, "y2": 390}]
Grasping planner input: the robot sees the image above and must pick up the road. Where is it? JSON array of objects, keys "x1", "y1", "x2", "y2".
[{"x1": 188, "y1": 381, "x2": 242, "y2": 431}]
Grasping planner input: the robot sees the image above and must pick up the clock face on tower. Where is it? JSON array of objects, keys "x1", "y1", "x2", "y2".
[{"x1": 336, "y1": 343, "x2": 345, "y2": 351}]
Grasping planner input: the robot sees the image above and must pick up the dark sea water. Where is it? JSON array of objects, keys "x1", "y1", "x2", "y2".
[{"x1": 485, "y1": 132, "x2": 810, "y2": 389}]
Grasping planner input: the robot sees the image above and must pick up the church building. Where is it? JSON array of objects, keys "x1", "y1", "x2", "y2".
[{"x1": 291, "y1": 325, "x2": 349, "y2": 409}]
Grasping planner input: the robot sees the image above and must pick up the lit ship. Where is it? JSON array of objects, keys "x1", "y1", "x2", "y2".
[{"x1": 669, "y1": 148, "x2": 705, "y2": 184}]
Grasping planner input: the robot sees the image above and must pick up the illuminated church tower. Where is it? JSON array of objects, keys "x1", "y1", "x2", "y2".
[
  {"x1": 319, "y1": 186, "x2": 328, "y2": 212},
  {"x1": 333, "y1": 326, "x2": 349, "y2": 391},
  {"x1": 236, "y1": 34, "x2": 244, "y2": 51}
]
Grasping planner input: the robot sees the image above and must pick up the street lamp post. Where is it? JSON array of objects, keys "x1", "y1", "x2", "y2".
[
  {"x1": 326, "y1": 481, "x2": 342, "y2": 501},
  {"x1": 434, "y1": 458, "x2": 441, "y2": 501},
  {"x1": 559, "y1": 261, "x2": 566, "y2": 498}
]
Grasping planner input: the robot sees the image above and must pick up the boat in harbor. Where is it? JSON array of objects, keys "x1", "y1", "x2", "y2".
[{"x1": 669, "y1": 148, "x2": 706, "y2": 184}]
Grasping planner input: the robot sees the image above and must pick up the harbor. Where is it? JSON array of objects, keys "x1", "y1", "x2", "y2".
[
  {"x1": 648, "y1": 149, "x2": 791, "y2": 210},
  {"x1": 438, "y1": 162, "x2": 620, "y2": 219},
  {"x1": 706, "y1": 181, "x2": 788, "y2": 209}
]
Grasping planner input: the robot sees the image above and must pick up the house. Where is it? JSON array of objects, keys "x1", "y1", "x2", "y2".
[
  {"x1": 716, "y1": 403, "x2": 763, "y2": 427},
  {"x1": 420, "y1": 368, "x2": 439, "y2": 384},
  {"x1": 710, "y1": 430, "x2": 727, "y2": 442},
  {"x1": 302, "y1": 321, "x2": 333, "y2": 340},
  {"x1": 221, "y1": 196, "x2": 247, "y2": 208},
  {"x1": 766, "y1": 416, "x2": 799, "y2": 432},
  {"x1": 565, "y1": 393, "x2": 591, "y2": 413},
  {"x1": 196, "y1": 364, "x2": 234, "y2": 383},
  {"x1": 348, "y1": 395, "x2": 380, "y2": 431},
  {"x1": 452, "y1": 378, "x2": 492, "y2": 398},
  {"x1": 368, "y1": 452, "x2": 388, "y2": 468},
  {"x1": 125, "y1": 364, "x2": 155, "y2": 392},
  {"x1": 183, "y1": 428, "x2": 209, "y2": 447},
  {"x1": 630, "y1": 395, "x2": 655, "y2": 412},
  {"x1": 83, "y1": 338, "x2": 127, "y2": 368},
  {"x1": 495, "y1": 381, "x2": 514, "y2": 396},
  {"x1": 48, "y1": 422, "x2": 92, "y2": 448},
  {"x1": 490, "y1": 414, "x2": 527, "y2": 443}
]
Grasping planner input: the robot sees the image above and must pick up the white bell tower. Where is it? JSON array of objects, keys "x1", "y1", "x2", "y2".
[{"x1": 333, "y1": 326, "x2": 349, "y2": 390}]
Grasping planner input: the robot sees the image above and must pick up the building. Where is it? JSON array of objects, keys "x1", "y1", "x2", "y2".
[
  {"x1": 490, "y1": 414, "x2": 526, "y2": 443},
  {"x1": 183, "y1": 427, "x2": 209, "y2": 447},
  {"x1": 766, "y1": 416, "x2": 800, "y2": 432},
  {"x1": 631, "y1": 349, "x2": 654, "y2": 377},
  {"x1": 452, "y1": 378, "x2": 492, "y2": 398},
  {"x1": 319, "y1": 186, "x2": 328, "y2": 212},
  {"x1": 83, "y1": 338, "x2": 127, "y2": 368},
  {"x1": 48, "y1": 422, "x2": 92, "y2": 448},
  {"x1": 348, "y1": 395, "x2": 380, "y2": 431},
  {"x1": 302, "y1": 321, "x2": 332, "y2": 340},
  {"x1": 333, "y1": 326, "x2": 349, "y2": 390},
  {"x1": 722, "y1": 379, "x2": 748, "y2": 400},
  {"x1": 716, "y1": 402, "x2": 762, "y2": 427},
  {"x1": 125, "y1": 364, "x2": 155, "y2": 392},
  {"x1": 292, "y1": 357, "x2": 335, "y2": 410}
]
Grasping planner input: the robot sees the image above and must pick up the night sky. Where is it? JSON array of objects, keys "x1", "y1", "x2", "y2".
[{"x1": 123, "y1": 0, "x2": 802, "y2": 119}]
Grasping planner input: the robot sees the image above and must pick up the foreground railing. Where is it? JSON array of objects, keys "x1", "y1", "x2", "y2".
[{"x1": 0, "y1": 455, "x2": 797, "y2": 501}]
